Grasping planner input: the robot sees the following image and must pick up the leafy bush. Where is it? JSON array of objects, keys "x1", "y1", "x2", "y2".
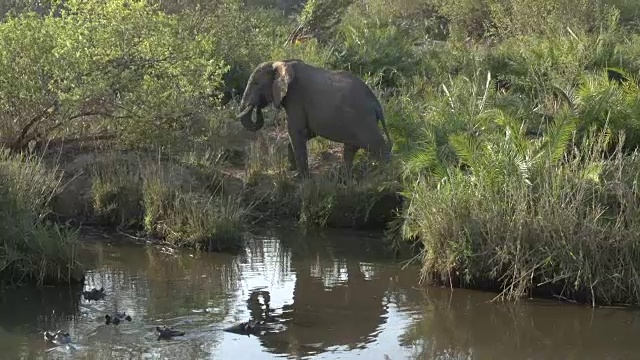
[
  {"x1": 203, "y1": 1, "x2": 292, "y2": 99},
  {"x1": 403, "y1": 128, "x2": 640, "y2": 305},
  {"x1": 0, "y1": 0, "x2": 228, "y2": 150},
  {"x1": 332, "y1": 14, "x2": 419, "y2": 87}
]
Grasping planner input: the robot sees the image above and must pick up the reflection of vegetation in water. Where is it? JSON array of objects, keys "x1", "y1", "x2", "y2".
[
  {"x1": 247, "y1": 235, "x2": 396, "y2": 358},
  {"x1": 395, "y1": 284, "x2": 640, "y2": 360},
  {"x1": 243, "y1": 236, "x2": 293, "y2": 284},
  {"x1": 399, "y1": 302, "x2": 475, "y2": 360},
  {"x1": 69, "y1": 242, "x2": 244, "y2": 359},
  {"x1": 81, "y1": 240, "x2": 242, "y2": 318},
  {"x1": 141, "y1": 244, "x2": 242, "y2": 319},
  {"x1": 0, "y1": 284, "x2": 84, "y2": 332}
]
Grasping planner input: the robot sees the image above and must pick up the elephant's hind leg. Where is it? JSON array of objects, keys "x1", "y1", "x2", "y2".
[
  {"x1": 287, "y1": 142, "x2": 297, "y2": 171},
  {"x1": 343, "y1": 143, "x2": 359, "y2": 170},
  {"x1": 362, "y1": 135, "x2": 391, "y2": 164}
]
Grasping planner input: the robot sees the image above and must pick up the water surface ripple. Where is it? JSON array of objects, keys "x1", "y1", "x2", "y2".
[{"x1": 1, "y1": 228, "x2": 639, "y2": 359}]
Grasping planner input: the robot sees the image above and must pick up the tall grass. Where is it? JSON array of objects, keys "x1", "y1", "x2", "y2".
[
  {"x1": 404, "y1": 128, "x2": 640, "y2": 305},
  {"x1": 393, "y1": 62, "x2": 640, "y2": 304},
  {"x1": 298, "y1": 164, "x2": 402, "y2": 229},
  {"x1": 141, "y1": 159, "x2": 248, "y2": 252},
  {"x1": 90, "y1": 154, "x2": 143, "y2": 229},
  {"x1": 85, "y1": 150, "x2": 250, "y2": 252},
  {"x1": 0, "y1": 148, "x2": 83, "y2": 286}
]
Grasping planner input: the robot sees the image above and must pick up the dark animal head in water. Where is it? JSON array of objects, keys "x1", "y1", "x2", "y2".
[
  {"x1": 82, "y1": 287, "x2": 106, "y2": 301},
  {"x1": 44, "y1": 330, "x2": 71, "y2": 345},
  {"x1": 105, "y1": 312, "x2": 132, "y2": 325},
  {"x1": 156, "y1": 326, "x2": 185, "y2": 340},
  {"x1": 223, "y1": 320, "x2": 265, "y2": 337}
]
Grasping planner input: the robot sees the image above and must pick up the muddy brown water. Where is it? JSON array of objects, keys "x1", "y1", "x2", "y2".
[{"x1": 1, "y1": 227, "x2": 640, "y2": 360}]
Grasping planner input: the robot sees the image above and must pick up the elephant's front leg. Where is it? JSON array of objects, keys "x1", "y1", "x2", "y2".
[
  {"x1": 287, "y1": 130, "x2": 316, "y2": 171},
  {"x1": 343, "y1": 143, "x2": 359, "y2": 170},
  {"x1": 288, "y1": 128, "x2": 310, "y2": 178}
]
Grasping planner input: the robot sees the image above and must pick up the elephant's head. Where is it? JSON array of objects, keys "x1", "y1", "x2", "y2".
[{"x1": 236, "y1": 60, "x2": 299, "y2": 132}]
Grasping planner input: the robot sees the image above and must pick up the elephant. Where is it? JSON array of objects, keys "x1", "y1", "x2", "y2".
[{"x1": 236, "y1": 59, "x2": 392, "y2": 178}]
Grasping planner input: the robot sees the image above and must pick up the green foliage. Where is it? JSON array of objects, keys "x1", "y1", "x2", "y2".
[
  {"x1": 433, "y1": 0, "x2": 491, "y2": 39},
  {"x1": 296, "y1": 0, "x2": 353, "y2": 44},
  {"x1": 270, "y1": 38, "x2": 334, "y2": 69},
  {"x1": 0, "y1": 0, "x2": 228, "y2": 149},
  {"x1": 3, "y1": 0, "x2": 640, "y2": 303},
  {"x1": 90, "y1": 156, "x2": 144, "y2": 229},
  {"x1": 487, "y1": 0, "x2": 619, "y2": 38},
  {"x1": 332, "y1": 14, "x2": 419, "y2": 87},
  {"x1": 573, "y1": 70, "x2": 640, "y2": 149},
  {"x1": 403, "y1": 129, "x2": 640, "y2": 305},
  {"x1": 0, "y1": 149, "x2": 82, "y2": 286},
  {"x1": 429, "y1": 0, "x2": 621, "y2": 39},
  {"x1": 298, "y1": 167, "x2": 401, "y2": 229},
  {"x1": 204, "y1": 1, "x2": 291, "y2": 97},
  {"x1": 141, "y1": 161, "x2": 247, "y2": 251}
]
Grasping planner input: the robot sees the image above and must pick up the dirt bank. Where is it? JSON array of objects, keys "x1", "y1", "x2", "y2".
[{"x1": 42, "y1": 124, "x2": 404, "y2": 235}]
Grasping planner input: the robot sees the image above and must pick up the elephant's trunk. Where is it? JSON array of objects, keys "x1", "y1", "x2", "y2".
[{"x1": 237, "y1": 105, "x2": 264, "y2": 132}]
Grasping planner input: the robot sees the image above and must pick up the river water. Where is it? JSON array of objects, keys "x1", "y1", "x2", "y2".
[{"x1": 1, "y1": 227, "x2": 639, "y2": 360}]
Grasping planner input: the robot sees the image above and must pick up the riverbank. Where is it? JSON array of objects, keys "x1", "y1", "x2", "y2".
[
  {"x1": 2, "y1": 0, "x2": 640, "y2": 307},
  {"x1": 0, "y1": 119, "x2": 406, "y2": 288},
  {"x1": 5, "y1": 126, "x2": 640, "y2": 308},
  {"x1": 0, "y1": 149, "x2": 84, "y2": 287}
]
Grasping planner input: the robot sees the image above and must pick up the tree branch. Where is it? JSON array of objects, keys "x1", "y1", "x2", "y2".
[{"x1": 12, "y1": 102, "x2": 58, "y2": 150}]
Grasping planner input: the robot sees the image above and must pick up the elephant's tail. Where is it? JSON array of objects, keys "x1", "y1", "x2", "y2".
[{"x1": 376, "y1": 107, "x2": 392, "y2": 148}]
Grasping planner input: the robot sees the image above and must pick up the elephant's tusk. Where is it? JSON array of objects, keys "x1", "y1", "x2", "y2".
[{"x1": 236, "y1": 105, "x2": 254, "y2": 119}]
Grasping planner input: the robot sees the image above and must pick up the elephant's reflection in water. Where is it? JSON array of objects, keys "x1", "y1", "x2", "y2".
[
  {"x1": 246, "y1": 289, "x2": 279, "y2": 324},
  {"x1": 249, "y1": 258, "x2": 392, "y2": 358}
]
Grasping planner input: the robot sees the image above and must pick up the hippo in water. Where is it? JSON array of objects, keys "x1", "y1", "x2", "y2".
[
  {"x1": 105, "y1": 312, "x2": 132, "y2": 325},
  {"x1": 82, "y1": 287, "x2": 106, "y2": 301},
  {"x1": 43, "y1": 330, "x2": 72, "y2": 345},
  {"x1": 156, "y1": 326, "x2": 185, "y2": 340}
]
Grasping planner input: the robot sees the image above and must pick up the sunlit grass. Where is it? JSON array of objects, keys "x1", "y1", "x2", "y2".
[{"x1": 0, "y1": 148, "x2": 83, "y2": 286}]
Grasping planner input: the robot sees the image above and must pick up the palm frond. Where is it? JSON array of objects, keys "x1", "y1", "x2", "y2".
[
  {"x1": 449, "y1": 133, "x2": 482, "y2": 169},
  {"x1": 536, "y1": 110, "x2": 578, "y2": 164}
]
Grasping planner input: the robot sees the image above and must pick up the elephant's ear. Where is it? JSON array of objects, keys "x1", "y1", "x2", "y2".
[{"x1": 272, "y1": 61, "x2": 295, "y2": 108}]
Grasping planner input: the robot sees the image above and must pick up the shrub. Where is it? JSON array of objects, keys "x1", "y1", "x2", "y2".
[
  {"x1": 0, "y1": 0, "x2": 228, "y2": 150},
  {"x1": 572, "y1": 70, "x2": 640, "y2": 151},
  {"x1": 298, "y1": 166, "x2": 402, "y2": 229},
  {"x1": 201, "y1": 1, "x2": 292, "y2": 100},
  {"x1": 0, "y1": 148, "x2": 83, "y2": 286},
  {"x1": 142, "y1": 161, "x2": 248, "y2": 251},
  {"x1": 400, "y1": 96, "x2": 640, "y2": 305},
  {"x1": 90, "y1": 155, "x2": 143, "y2": 229}
]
